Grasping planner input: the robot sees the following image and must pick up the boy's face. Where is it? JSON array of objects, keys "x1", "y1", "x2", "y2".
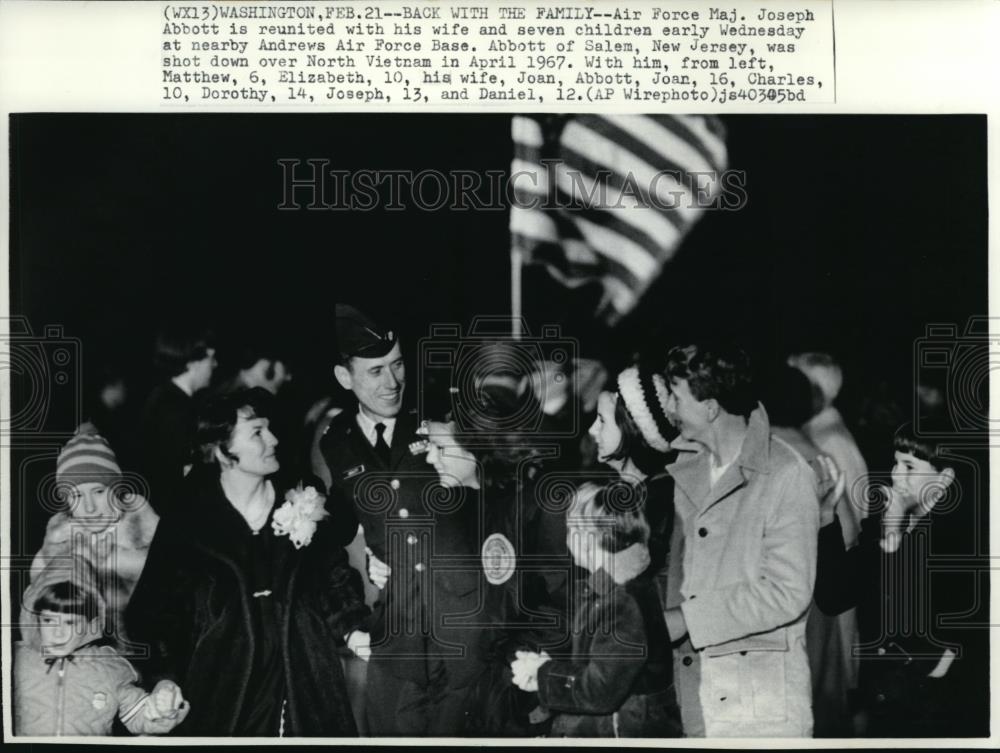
[
  {"x1": 37, "y1": 609, "x2": 97, "y2": 657},
  {"x1": 664, "y1": 377, "x2": 711, "y2": 443},
  {"x1": 67, "y1": 482, "x2": 116, "y2": 527},
  {"x1": 890, "y1": 451, "x2": 953, "y2": 513}
]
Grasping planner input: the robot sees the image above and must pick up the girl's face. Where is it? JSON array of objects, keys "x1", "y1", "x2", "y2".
[
  {"x1": 424, "y1": 421, "x2": 479, "y2": 489},
  {"x1": 589, "y1": 392, "x2": 623, "y2": 465},
  {"x1": 66, "y1": 482, "x2": 117, "y2": 526}
]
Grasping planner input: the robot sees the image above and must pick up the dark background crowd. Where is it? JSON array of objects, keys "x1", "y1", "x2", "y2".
[{"x1": 6, "y1": 113, "x2": 990, "y2": 738}]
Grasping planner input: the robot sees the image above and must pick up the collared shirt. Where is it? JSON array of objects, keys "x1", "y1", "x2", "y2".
[
  {"x1": 708, "y1": 456, "x2": 735, "y2": 488},
  {"x1": 355, "y1": 410, "x2": 396, "y2": 448}
]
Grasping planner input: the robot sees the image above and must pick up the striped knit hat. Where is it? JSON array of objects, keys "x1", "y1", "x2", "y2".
[
  {"x1": 56, "y1": 424, "x2": 122, "y2": 488},
  {"x1": 616, "y1": 366, "x2": 674, "y2": 453}
]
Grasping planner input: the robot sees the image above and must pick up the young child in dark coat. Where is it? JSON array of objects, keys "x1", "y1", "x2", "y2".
[
  {"x1": 510, "y1": 482, "x2": 682, "y2": 737},
  {"x1": 814, "y1": 423, "x2": 989, "y2": 737}
]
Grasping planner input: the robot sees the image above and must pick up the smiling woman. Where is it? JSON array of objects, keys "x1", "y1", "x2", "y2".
[{"x1": 125, "y1": 387, "x2": 370, "y2": 736}]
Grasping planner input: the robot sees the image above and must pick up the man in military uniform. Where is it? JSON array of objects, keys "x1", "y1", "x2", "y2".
[{"x1": 315, "y1": 304, "x2": 484, "y2": 736}]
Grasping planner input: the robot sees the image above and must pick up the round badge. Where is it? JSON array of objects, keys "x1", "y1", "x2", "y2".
[
  {"x1": 481, "y1": 532, "x2": 516, "y2": 585},
  {"x1": 92, "y1": 692, "x2": 107, "y2": 710}
]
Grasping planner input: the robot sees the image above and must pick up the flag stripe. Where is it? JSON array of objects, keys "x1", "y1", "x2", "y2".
[{"x1": 510, "y1": 114, "x2": 727, "y2": 324}]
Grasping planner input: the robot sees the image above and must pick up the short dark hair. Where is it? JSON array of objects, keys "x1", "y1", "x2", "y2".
[
  {"x1": 153, "y1": 324, "x2": 214, "y2": 377},
  {"x1": 569, "y1": 482, "x2": 650, "y2": 554},
  {"x1": 195, "y1": 387, "x2": 273, "y2": 465},
  {"x1": 893, "y1": 422, "x2": 957, "y2": 472},
  {"x1": 447, "y1": 382, "x2": 544, "y2": 492},
  {"x1": 34, "y1": 581, "x2": 100, "y2": 622},
  {"x1": 664, "y1": 343, "x2": 757, "y2": 419},
  {"x1": 604, "y1": 394, "x2": 672, "y2": 475}
]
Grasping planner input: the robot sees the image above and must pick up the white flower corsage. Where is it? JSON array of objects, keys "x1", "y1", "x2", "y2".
[{"x1": 271, "y1": 485, "x2": 329, "y2": 549}]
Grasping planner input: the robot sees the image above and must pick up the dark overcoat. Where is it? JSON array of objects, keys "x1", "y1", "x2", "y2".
[
  {"x1": 125, "y1": 472, "x2": 369, "y2": 736},
  {"x1": 318, "y1": 407, "x2": 485, "y2": 687}
]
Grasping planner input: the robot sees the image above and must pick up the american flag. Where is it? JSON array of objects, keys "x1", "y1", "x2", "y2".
[{"x1": 510, "y1": 115, "x2": 728, "y2": 325}]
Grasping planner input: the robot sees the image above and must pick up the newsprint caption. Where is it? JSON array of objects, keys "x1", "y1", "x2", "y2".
[{"x1": 162, "y1": 1, "x2": 836, "y2": 106}]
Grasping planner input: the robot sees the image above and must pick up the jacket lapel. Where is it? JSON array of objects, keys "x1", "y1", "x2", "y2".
[
  {"x1": 699, "y1": 466, "x2": 746, "y2": 515},
  {"x1": 667, "y1": 452, "x2": 710, "y2": 519},
  {"x1": 666, "y1": 405, "x2": 773, "y2": 518},
  {"x1": 344, "y1": 415, "x2": 383, "y2": 471}
]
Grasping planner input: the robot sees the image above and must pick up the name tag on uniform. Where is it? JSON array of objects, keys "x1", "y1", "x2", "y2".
[{"x1": 343, "y1": 464, "x2": 365, "y2": 480}]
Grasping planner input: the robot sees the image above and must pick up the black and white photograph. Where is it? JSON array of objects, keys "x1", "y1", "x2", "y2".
[{"x1": 3, "y1": 110, "x2": 990, "y2": 741}]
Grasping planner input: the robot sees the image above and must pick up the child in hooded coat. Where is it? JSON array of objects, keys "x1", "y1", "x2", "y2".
[{"x1": 15, "y1": 557, "x2": 188, "y2": 736}]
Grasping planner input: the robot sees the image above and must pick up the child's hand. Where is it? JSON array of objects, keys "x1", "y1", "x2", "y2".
[
  {"x1": 882, "y1": 486, "x2": 909, "y2": 531},
  {"x1": 813, "y1": 454, "x2": 846, "y2": 527},
  {"x1": 149, "y1": 680, "x2": 186, "y2": 720}
]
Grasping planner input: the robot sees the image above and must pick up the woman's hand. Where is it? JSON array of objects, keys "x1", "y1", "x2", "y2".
[
  {"x1": 346, "y1": 630, "x2": 372, "y2": 662},
  {"x1": 365, "y1": 547, "x2": 391, "y2": 589},
  {"x1": 813, "y1": 454, "x2": 846, "y2": 527}
]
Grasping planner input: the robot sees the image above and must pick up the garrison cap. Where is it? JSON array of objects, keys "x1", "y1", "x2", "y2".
[{"x1": 335, "y1": 304, "x2": 398, "y2": 359}]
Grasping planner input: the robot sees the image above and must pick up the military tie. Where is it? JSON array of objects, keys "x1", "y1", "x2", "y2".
[{"x1": 374, "y1": 422, "x2": 391, "y2": 467}]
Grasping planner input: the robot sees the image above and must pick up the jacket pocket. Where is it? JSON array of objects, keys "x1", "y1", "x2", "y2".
[
  {"x1": 702, "y1": 627, "x2": 789, "y2": 658},
  {"x1": 700, "y1": 645, "x2": 789, "y2": 724}
]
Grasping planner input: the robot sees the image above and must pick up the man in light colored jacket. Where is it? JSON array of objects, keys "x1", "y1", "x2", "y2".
[{"x1": 662, "y1": 344, "x2": 819, "y2": 737}]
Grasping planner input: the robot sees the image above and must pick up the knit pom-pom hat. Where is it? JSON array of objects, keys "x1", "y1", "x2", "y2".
[
  {"x1": 616, "y1": 366, "x2": 674, "y2": 453},
  {"x1": 56, "y1": 423, "x2": 122, "y2": 488}
]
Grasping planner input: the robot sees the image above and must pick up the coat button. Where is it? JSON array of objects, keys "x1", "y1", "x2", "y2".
[
  {"x1": 875, "y1": 693, "x2": 886, "y2": 703},
  {"x1": 682, "y1": 656, "x2": 693, "y2": 667},
  {"x1": 391, "y1": 479, "x2": 400, "y2": 490},
  {"x1": 398, "y1": 508, "x2": 409, "y2": 519},
  {"x1": 406, "y1": 534, "x2": 418, "y2": 545},
  {"x1": 414, "y1": 563, "x2": 425, "y2": 572},
  {"x1": 698, "y1": 527, "x2": 708, "y2": 538}
]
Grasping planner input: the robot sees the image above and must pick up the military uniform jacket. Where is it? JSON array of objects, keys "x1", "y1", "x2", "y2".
[{"x1": 319, "y1": 407, "x2": 485, "y2": 686}]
